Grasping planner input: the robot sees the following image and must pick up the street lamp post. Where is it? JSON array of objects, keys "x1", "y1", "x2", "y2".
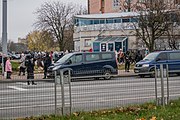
[
  {"x1": 2, "y1": 0, "x2": 7, "y2": 55},
  {"x1": 2, "y1": 0, "x2": 8, "y2": 75}
]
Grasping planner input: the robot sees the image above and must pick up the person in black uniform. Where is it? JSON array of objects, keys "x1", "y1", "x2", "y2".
[
  {"x1": 25, "y1": 55, "x2": 36, "y2": 85},
  {"x1": 124, "y1": 51, "x2": 131, "y2": 72},
  {"x1": 43, "y1": 52, "x2": 52, "y2": 79}
]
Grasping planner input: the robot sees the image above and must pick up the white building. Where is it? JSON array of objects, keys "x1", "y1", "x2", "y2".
[{"x1": 73, "y1": 11, "x2": 180, "y2": 52}]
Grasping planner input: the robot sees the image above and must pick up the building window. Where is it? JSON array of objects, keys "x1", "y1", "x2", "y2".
[
  {"x1": 106, "y1": 19, "x2": 114, "y2": 23},
  {"x1": 122, "y1": 18, "x2": 130, "y2": 23},
  {"x1": 84, "y1": 39, "x2": 91, "y2": 47},
  {"x1": 114, "y1": 18, "x2": 122, "y2": 23},
  {"x1": 113, "y1": 0, "x2": 120, "y2": 7}
]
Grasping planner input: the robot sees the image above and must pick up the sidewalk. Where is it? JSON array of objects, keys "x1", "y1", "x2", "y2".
[
  {"x1": 0, "y1": 70, "x2": 137, "y2": 80},
  {"x1": 118, "y1": 70, "x2": 137, "y2": 77}
]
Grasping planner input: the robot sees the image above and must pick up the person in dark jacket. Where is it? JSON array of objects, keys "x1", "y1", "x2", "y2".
[
  {"x1": 25, "y1": 55, "x2": 36, "y2": 85},
  {"x1": 124, "y1": 51, "x2": 131, "y2": 72},
  {"x1": 135, "y1": 51, "x2": 143, "y2": 63},
  {"x1": 43, "y1": 52, "x2": 52, "y2": 79}
]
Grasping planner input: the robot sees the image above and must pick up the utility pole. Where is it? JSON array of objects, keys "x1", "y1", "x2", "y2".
[{"x1": 2, "y1": 0, "x2": 8, "y2": 75}]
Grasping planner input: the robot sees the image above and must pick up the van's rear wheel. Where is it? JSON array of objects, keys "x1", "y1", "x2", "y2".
[{"x1": 104, "y1": 70, "x2": 111, "y2": 80}]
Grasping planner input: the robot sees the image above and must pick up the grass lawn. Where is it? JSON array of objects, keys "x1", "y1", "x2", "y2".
[
  {"x1": 17, "y1": 98, "x2": 180, "y2": 120},
  {"x1": 0, "y1": 61, "x2": 43, "y2": 74}
]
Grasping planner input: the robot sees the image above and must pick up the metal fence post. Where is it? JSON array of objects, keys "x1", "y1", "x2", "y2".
[
  {"x1": 60, "y1": 70, "x2": 65, "y2": 115},
  {"x1": 54, "y1": 71, "x2": 57, "y2": 115},
  {"x1": 160, "y1": 64, "x2": 165, "y2": 106},
  {"x1": 166, "y1": 64, "x2": 169, "y2": 104},
  {"x1": 154, "y1": 65, "x2": 158, "y2": 105},
  {"x1": 68, "y1": 70, "x2": 72, "y2": 114}
]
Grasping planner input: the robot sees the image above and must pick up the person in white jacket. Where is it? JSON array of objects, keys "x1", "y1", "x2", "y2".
[{"x1": 19, "y1": 53, "x2": 26, "y2": 76}]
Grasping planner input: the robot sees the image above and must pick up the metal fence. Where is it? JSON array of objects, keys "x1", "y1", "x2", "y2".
[
  {"x1": 55, "y1": 65, "x2": 180, "y2": 115},
  {"x1": 0, "y1": 79, "x2": 57, "y2": 119},
  {"x1": 0, "y1": 64, "x2": 180, "y2": 119}
]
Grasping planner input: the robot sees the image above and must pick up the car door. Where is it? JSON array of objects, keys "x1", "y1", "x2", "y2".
[
  {"x1": 155, "y1": 52, "x2": 168, "y2": 69},
  {"x1": 168, "y1": 52, "x2": 180, "y2": 72},
  {"x1": 62, "y1": 54, "x2": 83, "y2": 76},
  {"x1": 83, "y1": 53, "x2": 101, "y2": 76}
]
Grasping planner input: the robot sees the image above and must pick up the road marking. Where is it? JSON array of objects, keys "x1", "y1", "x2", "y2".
[
  {"x1": 16, "y1": 82, "x2": 28, "y2": 86},
  {"x1": 7, "y1": 86, "x2": 27, "y2": 91}
]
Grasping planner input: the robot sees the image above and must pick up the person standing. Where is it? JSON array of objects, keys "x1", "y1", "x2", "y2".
[
  {"x1": 43, "y1": 53, "x2": 52, "y2": 79},
  {"x1": 5, "y1": 57, "x2": 12, "y2": 79},
  {"x1": 25, "y1": 55, "x2": 36, "y2": 85},
  {"x1": 118, "y1": 49, "x2": 124, "y2": 64},
  {"x1": 19, "y1": 53, "x2": 26, "y2": 76},
  {"x1": 124, "y1": 51, "x2": 131, "y2": 72},
  {"x1": 135, "y1": 51, "x2": 143, "y2": 63}
]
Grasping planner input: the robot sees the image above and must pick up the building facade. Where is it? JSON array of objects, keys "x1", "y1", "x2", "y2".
[
  {"x1": 73, "y1": 12, "x2": 139, "y2": 52},
  {"x1": 73, "y1": 11, "x2": 180, "y2": 52},
  {"x1": 88, "y1": 0, "x2": 180, "y2": 14}
]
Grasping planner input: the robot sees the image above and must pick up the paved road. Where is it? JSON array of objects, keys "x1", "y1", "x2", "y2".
[{"x1": 0, "y1": 76, "x2": 180, "y2": 119}]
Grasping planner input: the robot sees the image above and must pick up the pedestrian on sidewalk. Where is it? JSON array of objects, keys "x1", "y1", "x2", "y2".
[
  {"x1": 43, "y1": 52, "x2": 52, "y2": 79},
  {"x1": 124, "y1": 51, "x2": 131, "y2": 72},
  {"x1": 135, "y1": 51, "x2": 143, "y2": 63},
  {"x1": 5, "y1": 57, "x2": 12, "y2": 79},
  {"x1": 25, "y1": 55, "x2": 36, "y2": 85},
  {"x1": 19, "y1": 53, "x2": 26, "y2": 76},
  {"x1": 118, "y1": 49, "x2": 124, "y2": 65}
]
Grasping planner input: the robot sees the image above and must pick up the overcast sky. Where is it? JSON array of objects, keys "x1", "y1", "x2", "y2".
[{"x1": 0, "y1": 0, "x2": 87, "y2": 42}]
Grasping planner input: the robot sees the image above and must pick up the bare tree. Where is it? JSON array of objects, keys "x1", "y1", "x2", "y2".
[
  {"x1": 133, "y1": 0, "x2": 174, "y2": 52},
  {"x1": 34, "y1": 2, "x2": 77, "y2": 51},
  {"x1": 167, "y1": 10, "x2": 180, "y2": 49}
]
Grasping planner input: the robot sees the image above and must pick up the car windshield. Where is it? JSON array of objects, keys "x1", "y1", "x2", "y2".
[
  {"x1": 143, "y1": 52, "x2": 159, "y2": 61},
  {"x1": 56, "y1": 53, "x2": 73, "y2": 64}
]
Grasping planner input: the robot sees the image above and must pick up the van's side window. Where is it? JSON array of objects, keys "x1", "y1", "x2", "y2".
[
  {"x1": 157, "y1": 53, "x2": 167, "y2": 60},
  {"x1": 169, "y1": 53, "x2": 180, "y2": 60},
  {"x1": 86, "y1": 53, "x2": 100, "y2": 62},
  {"x1": 69, "y1": 54, "x2": 82, "y2": 64},
  {"x1": 102, "y1": 53, "x2": 113, "y2": 60}
]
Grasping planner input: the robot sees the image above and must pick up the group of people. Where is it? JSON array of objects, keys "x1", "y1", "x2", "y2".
[
  {"x1": 4, "y1": 51, "x2": 53, "y2": 85},
  {"x1": 116, "y1": 49, "x2": 143, "y2": 72}
]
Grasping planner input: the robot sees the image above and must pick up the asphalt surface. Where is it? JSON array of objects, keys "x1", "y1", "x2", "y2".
[{"x1": 0, "y1": 76, "x2": 180, "y2": 119}]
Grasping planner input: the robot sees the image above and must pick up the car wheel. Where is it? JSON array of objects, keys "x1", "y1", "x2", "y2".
[
  {"x1": 149, "y1": 68, "x2": 155, "y2": 78},
  {"x1": 104, "y1": 70, "x2": 111, "y2": 80}
]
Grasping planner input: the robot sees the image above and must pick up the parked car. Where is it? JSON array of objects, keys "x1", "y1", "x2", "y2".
[
  {"x1": 47, "y1": 52, "x2": 118, "y2": 80},
  {"x1": 134, "y1": 50, "x2": 180, "y2": 77},
  {"x1": 8, "y1": 52, "x2": 20, "y2": 60}
]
